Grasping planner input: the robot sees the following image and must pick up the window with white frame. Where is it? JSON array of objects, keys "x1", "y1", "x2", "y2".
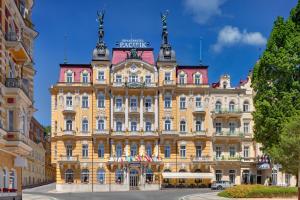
[
  {"x1": 145, "y1": 75, "x2": 151, "y2": 83},
  {"x1": 215, "y1": 170, "x2": 222, "y2": 182},
  {"x1": 229, "y1": 122, "x2": 236, "y2": 134},
  {"x1": 130, "y1": 121, "x2": 137, "y2": 131},
  {"x1": 196, "y1": 120, "x2": 202, "y2": 131},
  {"x1": 81, "y1": 169, "x2": 89, "y2": 183},
  {"x1": 164, "y1": 145, "x2": 170, "y2": 158},
  {"x1": 98, "y1": 143, "x2": 104, "y2": 158},
  {"x1": 82, "y1": 119, "x2": 89, "y2": 132},
  {"x1": 243, "y1": 146, "x2": 250, "y2": 158},
  {"x1": 216, "y1": 146, "x2": 222, "y2": 159},
  {"x1": 116, "y1": 75, "x2": 122, "y2": 83},
  {"x1": 180, "y1": 145, "x2": 186, "y2": 158},
  {"x1": 115, "y1": 169, "x2": 124, "y2": 183},
  {"x1": 145, "y1": 98, "x2": 152, "y2": 110},
  {"x1": 145, "y1": 121, "x2": 152, "y2": 131},
  {"x1": 98, "y1": 71, "x2": 105, "y2": 81},
  {"x1": 164, "y1": 72, "x2": 171, "y2": 81},
  {"x1": 97, "y1": 169, "x2": 105, "y2": 184},
  {"x1": 244, "y1": 122, "x2": 249, "y2": 134},
  {"x1": 196, "y1": 145, "x2": 202, "y2": 158},
  {"x1": 229, "y1": 101, "x2": 235, "y2": 112},
  {"x1": 243, "y1": 101, "x2": 249, "y2": 112},
  {"x1": 82, "y1": 96, "x2": 89, "y2": 108},
  {"x1": 129, "y1": 74, "x2": 138, "y2": 83},
  {"x1": 165, "y1": 120, "x2": 171, "y2": 131},
  {"x1": 66, "y1": 96, "x2": 72, "y2": 107},
  {"x1": 116, "y1": 144, "x2": 122, "y2": 157},
  {"x1": 195, "y1": 97, "x2": 202, "y2": 108},
  {"x1": 130, "y1": 144, "x2": 138, "y2": 156},
  {"x1": 215, "y1": 101, "x2": 222, "y2": 112},
  {"x1": 164, "y1": 96, "x2": 171, "y2": 108},
  {"x1": 66, "y1": 120, "x2": 72, "y2": 131},
  {"x1": 98, "y1": 93, "x2": 105, "y2": 108},
  {"x1": 229, "y1": 146, "x2": 236, "y2": 157},
  {"x1": 194, "y1": 73, "x2": 201, "y2": 85},
  {"x1": 179, "y1": 74, "x2": 185, "y2": 84},
  {"x1": 180, "y1": 120, "x2": 186, "y2": 132},
  {"x1": 82, "y1": 144, "x2": 89, "y2": 158},
  {"x1": 66, "y1": 72, "x2": 73, "y2": 83},
  {"x1": 97, "y1": 119, "x2": 104, "y2": 131},
  {"x1": 82, "y1": 73, "x2": 88, "y2": 83},
  {"x1": 180, "y1": 97, "x2": 186, "y2": 109},
  {"x1": 116, "y1": 121, "x2": 122, "y2": 131},
  {"x1": 130, "y1": 98, "x2": 137, "y2": 109},
  {"x1": 66, "y1": 144, "x2": 72, "y2": 157},
  {"x1": 146, "y1": 144, "x2": 152, "y2": 156},
  {"x1": 215, "y1": 122, "x2": 222, "y2": 133},
  {"x1": 116, "y1": 98, "x2": 122, "y2": 108}
]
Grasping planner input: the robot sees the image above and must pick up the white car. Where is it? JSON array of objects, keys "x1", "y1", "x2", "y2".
[{"x1": 211, "y1": 181, "x2": 234, "y2": 190}]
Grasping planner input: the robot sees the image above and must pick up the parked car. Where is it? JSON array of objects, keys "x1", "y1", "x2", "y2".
[{"x1": 211, "y1": 181, "x2": 234, "y2": 190}]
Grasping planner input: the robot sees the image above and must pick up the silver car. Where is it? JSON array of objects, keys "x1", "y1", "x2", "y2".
[{"x1": 211, "y1": 181, "x2": 234, "y2": 190}]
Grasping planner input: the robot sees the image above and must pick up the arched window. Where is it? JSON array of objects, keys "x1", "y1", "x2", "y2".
[
  {"x1": 115, "y1": 169, "x2": 124, "y2": 184},
  {"x1": 66, "y1": 120, "x2": 72, "y2": 131},
  {"x1": 180, "y1": 120, "x2": 186, "y2": 132},
  {"x1": 116, "y1": 121, "x2": 122, "y2": 131},
  {"x1": 9, "y1": 170, "x2": 16, "y2": 189},
  {"x1": 194, "y1": 73, "x2": 202, "y2": 85},
  {"x1": 82, "y1": 72, "x2": 89, "y2": 83},
  {"x1": 81, "y1": 169, "x2": 89, "y2": 183},
  {"x1": 145, "y1": 168, "x2": 153, "y2": 183},
  {"x1": 146, "y1": 144, "x2": 152, "y2": 156},
  {"x1": 145, "y1": 121, "x2": 152, "y2": 131},
  {"x1": 243, "y1": 101, "x2": 249, "y2": 112},
  {"x1": 215, "y1": 101, "x2": 222, "y2": 113},
  {"x1": 223, "y1": 81, "x2": 227, "y2": 89},
  {"x1": 65, "y1": 169, "x2": 74, "y2": 183},
  {"x1": 130, "y1": 144, "x2": 138, "y2": 157},
  {"x1": 97, "y1": 169, "x2": 105, "y2": 184},
  {"x1": 66, "y1": 71, "x2": 73, "y2": 83},
  {"x1": 165, "y1": 120, "x2": 171, "y2": 131},
  {"x1": 98, "y1": 93, "x2": 105, "y2": 108},
  {"x1": 130, "y1": 121, "x2": 137, "y2": 131},
  {"x1": 97, "y1": 119, "x2": 104, "y2": 131},
  {"x1": 229, "y1": 101, "x2": 235, "y2": 112},
  {"x1": 116, "y1": 144, "x2": 122, "y2": 157},
  {"x1": 82, "y1": 119, "x2": 88, "y2": 132},
  {"x1": 196, "y1": 120, "x2": 202, "y2": 131}
]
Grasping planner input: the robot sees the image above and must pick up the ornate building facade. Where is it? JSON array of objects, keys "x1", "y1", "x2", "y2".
[
  {"x1": 50, "y1": 12, "x2": 296, "y2": 192},
  {"x1": 0, "y1": 0, "x2": 37, "y2": 199}
]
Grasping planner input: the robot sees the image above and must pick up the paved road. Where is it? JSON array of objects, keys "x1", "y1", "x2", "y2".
[{"x1": 23, "y1": 183, "x2": 215, "y2": 200}]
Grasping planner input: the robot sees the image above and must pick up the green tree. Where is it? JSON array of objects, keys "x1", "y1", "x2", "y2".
[
  {"x1": 43, "y1": 125, "x2": 51, "y2": 137},
  {"x1": 252, "y1": 0, "x2": 300, "y2": 197}
]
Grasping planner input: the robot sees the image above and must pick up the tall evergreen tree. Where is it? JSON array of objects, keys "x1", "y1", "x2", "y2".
[{"x1": 252, "y1": 0, "x2": 300, "y2": 197}]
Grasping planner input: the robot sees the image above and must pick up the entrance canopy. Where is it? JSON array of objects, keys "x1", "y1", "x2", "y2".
[{"x1": 162, "y1": 172, "x2": 214, "y2": 179}]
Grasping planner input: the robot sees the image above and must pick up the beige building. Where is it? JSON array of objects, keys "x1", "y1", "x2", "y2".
[
  {"x1": 50, "y1": 12, "x2": 296, "y2": 192},
  {"x1": 0, "y1": 0, "x2": 37, "y2": 199}
]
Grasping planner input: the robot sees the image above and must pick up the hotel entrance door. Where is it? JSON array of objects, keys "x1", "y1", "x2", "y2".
[{"x1": 129, "y1": 169, "x2": 139, "y2": 190}]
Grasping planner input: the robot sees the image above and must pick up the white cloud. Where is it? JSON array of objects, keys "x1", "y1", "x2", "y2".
[
  {"x1": 212, "y1": 26, "x2": 267, "y2": 53},
  {"x1": 183, "y1": 0, "x2": 227, "y2": 24}
]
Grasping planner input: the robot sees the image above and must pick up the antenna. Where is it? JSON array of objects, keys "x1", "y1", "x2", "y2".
[
  {"x1": 199, "y1": 37, "x2": 203, "y2": 65},
  {"x1": 64, "y1": 34, "x2": 68, "y2": 64}
]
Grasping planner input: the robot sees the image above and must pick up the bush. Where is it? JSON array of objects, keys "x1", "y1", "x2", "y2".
[{"x1": 218, "y1": 185, "x2": 298, "y2": 198}]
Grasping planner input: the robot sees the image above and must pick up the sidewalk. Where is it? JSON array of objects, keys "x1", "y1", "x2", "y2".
[{"x1": 23, "y1": 193, "x2": 59, "y2": 200}]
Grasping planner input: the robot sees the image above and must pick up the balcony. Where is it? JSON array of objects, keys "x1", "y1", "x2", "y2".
[
  {"x1": 192, "y1": 156, "x2": 213, "y2": 162},
  {"x1": 211, "y1": 108, "x2": 242, "y2": 118},
  {"x1": 95, "y1": 79, "x2": 106, "y2": 85},
  {"x1": 143, "y1": 131, "x2": 159, "y2": 137},
  {"x1": 161, "y1": 130, "x2": 178, "y2": 136},
  {"x1": 193, "y1": 130, "x2": 207, "y2": 137},
  {"x1": 58, "y1": 155, "x2": 79, "y2": 163},
  {"x1": 213, "y1": 155, "x2": 242, "y2": 162},
  {"x1": 62, "y1": 130, "x2": 76, "y2": 136},
  {"x1": 111, "y1": 131, "x2": 126, "y2": 136},
  {"x1": 144, "y1": 107, "x2": 154, "y2": 113},
  {"x1": 5, "y1": 78, "x2": 31, "y2": 100},
  {"x1": 177, "y1": 83, "x2": 208, "y2": 88},
  {"x1": 93, "y1": 129, "x2": 109, "y2": 135},
  {"x1": 193, "y1": 106, "x2": 206, "y2": 114},
  {"x1": 4, "y1": 32, "x2": 32, "y2": 62},
  {"x1": 4, "y1": 131, "x2": 32, "y2": 156},
  {"x1": 163, "y1": 80, "x2": 175, "y2": 86},
  {"x1": 129, "y1": 106, "x2": 139, "y2": 113},
  {"x1": 214, "y1": 131, "x2": 244, "y2": 138},
  {"x1": 128, "y1": 131, "x2": 141, "y2": 136},
  {"x1": 144, "y1": 82, "x2": 157, "y2": 87},
  {"x1": 113, "y1": 82, "x2": 125, "y2": 87},
  {"x1": 62, "y1": 106, "x2": 76, "y2": 114},
  {"x1": 114, "y1": 106, "x2": 125, "y2": 113}
]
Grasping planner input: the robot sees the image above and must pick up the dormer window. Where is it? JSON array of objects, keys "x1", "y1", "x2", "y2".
[
  {"x1": 194, "y1": 74, "x2": 201, "y2": 85},
  {"x1": 98, "y1": 71, "x2": 105, "y2": 81},
  {"x1": 66, "y1": 72, "x2": 73, "y2": 83},
  {"x1": 82, "y1": 73, "x2": 88, "y2": 83},
  {"x1": 179, "y1": 74, "x2": 185, "y2": 85}
]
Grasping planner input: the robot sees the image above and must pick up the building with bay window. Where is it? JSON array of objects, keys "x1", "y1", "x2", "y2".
[{"x1": 50, "y1": 12, "x2": 296, "y2": 192}]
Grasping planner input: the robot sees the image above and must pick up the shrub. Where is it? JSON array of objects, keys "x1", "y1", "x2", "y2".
[{"x1": 218, "y1": 185, "x2": 298, "y2": 198}]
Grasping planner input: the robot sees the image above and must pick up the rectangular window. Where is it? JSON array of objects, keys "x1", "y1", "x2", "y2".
[
  {"x1": 145, "y1": 122, "x2": 151, "y2": 131},
  {"x1": 98, "y1": 144, "x2": 104, "y2": 158},
  {"x1": 164, "y1": 145, "x2": 170, "y2": 158},
  {"x1": 98, "y1": 71, "x2": 105, "y2": 80},
  {"x1": 195, "y1": 74, "x2": 201, "y2": 85},
  {"x1": 164, "y1": 96, "x2": 171, "y2": 108},
  {"x1": 145, "y1": 98, "x2": 152, "y2": 110},
  {"x1": 66, "y1": 73, "x2": 72, "y2": 83},
  {"x1": 145, "y1": 75, "x2": 151, "y2": 83},
  {"x1": 229, "y1": 122, "x2": 235, "y2": 134},
  {"x1": 66, "y1": 144, "x2": 72, "y2": 157},
  {"x1": 130, "y1": 122, "x2": 137, "y2": 131},
  {"x1": 216, "y1": 146, "x2": 222, "y2": 159},
  {"x1": 66, "y1": 96, "x2": 72, "y2": 107},
  {"x1": 243, "y1": 146, "x2": 249, "y2": 158},
  {"x1": 98, "y1": 95, "x2": 105, "y2": 108},
  {"x1": 215, "y1": 170, "x2": 222, "y2": 182},
  {"x1": 8, "y1": 110, "x2": 14, "y2": 131},
  {"x1": 244, "y1": 122, "x2": 249, "y2": 134},
  {"x1": 129, "y1": 75, "x2": 138, "y2": 83},
  {"x1": 196, "y1": 146, "x2": 202, "y2": 158},
  {"x1": 179, "y1": 74, "x2": 185, "y2": 84},
  {"x1": 195, "y1": 97, "x2": 202, "y2": 108},
  {"x1": 180, "y1": 145, "x2": 186, "y2": 158},
  {"x1": 116, "y1": 75, "x2": 122, "y2": 83},
  {"x1": 82, "y1": 96, "x2": 89, "y2": 108},
  {"x1": 229, "y1": 170, "x2": 235, "y2": 184},
  {"x1": 116, "y1": 98, "x2": 122, "y2": 108},
  {"x1": 130, "y1": 98, "x2": 137, "y2": 108},
  {"x1": 229, "y1": 146, "x2": 236, "y2": 157},
  {"x1": 216, "y1": 122, "x2": 222, "y2": 134},
  {"x1": 82, "y1": 144, "x2": 89, "y2": 158},
  {"x1": 180, "y1": 97, "x2": 186, "y2": 109},
  {"x1": 165, "y1": 72, "x2": 171, "y2": 81},
  {"x1": 82, "y1": 73, "x2": 88, "y2": 83}
]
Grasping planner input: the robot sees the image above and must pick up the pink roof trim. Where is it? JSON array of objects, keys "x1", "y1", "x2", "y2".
[{"x1": 112, "y1": 50, "x2": 155, "y2": 65}]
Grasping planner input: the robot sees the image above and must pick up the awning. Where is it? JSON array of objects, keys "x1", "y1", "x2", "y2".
[{"x1": 162, "y1": 172, "x2": 214, "y2": 179}]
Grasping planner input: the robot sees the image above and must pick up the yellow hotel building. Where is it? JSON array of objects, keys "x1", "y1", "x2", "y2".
[
  {"x1": 50, "y1": 12, "x2": 295, "y2": 192},
  {"x1": 0, "y1": 0, "x2": 37, "y2": 199}
]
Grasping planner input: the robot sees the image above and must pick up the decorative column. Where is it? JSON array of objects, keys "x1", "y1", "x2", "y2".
[
  {"x1": 125, "y1": 139, "x2": 129, "y2": 157},
  {"x1": 111, "y1": 139, "x2": 115, "y2": 157},
  {"x1": 125, "y1": 91, "x2": 128, "y2": 129},
  {"x1": 110, "y1": 93, "x2": 114, "y2": 130},
  {"x1": 140, "y1": 94, "x2": 144, "y2": 130},
  {"x1": 154, "y1": 94, "x2": 158, "y2": 130}
]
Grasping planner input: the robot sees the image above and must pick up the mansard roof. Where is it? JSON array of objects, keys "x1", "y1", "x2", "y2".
[{"x1": 112, "y1": 48, "x2": 155, "y2": 65}]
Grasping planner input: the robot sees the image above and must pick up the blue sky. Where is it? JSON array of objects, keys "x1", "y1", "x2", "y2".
[{"x1": 32, "y1": 0, "x2": 298, "y2": 126}]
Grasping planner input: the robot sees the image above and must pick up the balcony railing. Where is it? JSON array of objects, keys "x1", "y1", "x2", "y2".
[
  {"x1": 129, "y1": 107, "x2": 139, "y2": 112},
  {"x1": 144, "y1": 82, "x2": 157, "y2": 87},
  {"x1": 58, "y1": 155, "x2": 79, "y2": 162},
  {"x1": 193, "y1": 106, "x2": 205, "y2": 112},
  {"x1": 193, "y1": 130, "x2": 207, "y2": 136},
  {"x1": 213, "y1": 108, "x2": 243, "y2": 114},
  {"x1": 5, "y1": 32, "x2": 31, "y2": 59},
  {"x1": 214, "y1": 131, "x2": 244, "y2": 137},
  {"x1": 214, "y1": 155, "x2": 242, "y2": 161},
  {"x1": 113, "y1": 82, "x2": 125, "y2": 87},
  {"x1": 62, "y1": 130, "x2": 75, "y2": 136},
  {"x1": 143, "y1": 131, "x2": 158, "y2": 136},
  {"x1": 96, "y1": 79, "x2": 106, "y2": 84},
  {"x1": 94, "y1": 129, "x2": 109, "y2": 135},
  {"x1": 161, "y1": 130, "x2": 177, "y2": 135},
  {"x1": 112, "y1": 131, "x2": 126, "y2": 136},
  {"x1": 62, "y1": 106, "x2": 75, "y2": 113},
  {"x1": 192, "y1": 156, "x2": 212, "y2": 162},
  {"x1": 144, "y1": 107, "x2": 154, "y2": 112},
  {"x1": 114, "y1": 106, "x2": 125, "y2": 112},
  {"x1": 5, "y1": 78, "x2": 31, "y2": 99},
  {"x1": 163, "y1": 80, "x2": 175, "y2": 85}
]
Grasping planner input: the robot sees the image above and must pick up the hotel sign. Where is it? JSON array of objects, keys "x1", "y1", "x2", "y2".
[{"x1": 116, "y1": 39, "x2": 150, "y2": 48}]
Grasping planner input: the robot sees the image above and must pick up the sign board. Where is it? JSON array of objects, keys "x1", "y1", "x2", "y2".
[{"x1": 116, "y1": 39, "x2": 150, "y2": 48}]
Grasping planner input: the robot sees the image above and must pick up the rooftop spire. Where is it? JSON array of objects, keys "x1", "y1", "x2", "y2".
[
  {"x1": 161, "y1": 10, "x2": 169, "y2": 45},
  {"x1": 93, "y1": 10, "x2": 109, "y2": 61}
]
